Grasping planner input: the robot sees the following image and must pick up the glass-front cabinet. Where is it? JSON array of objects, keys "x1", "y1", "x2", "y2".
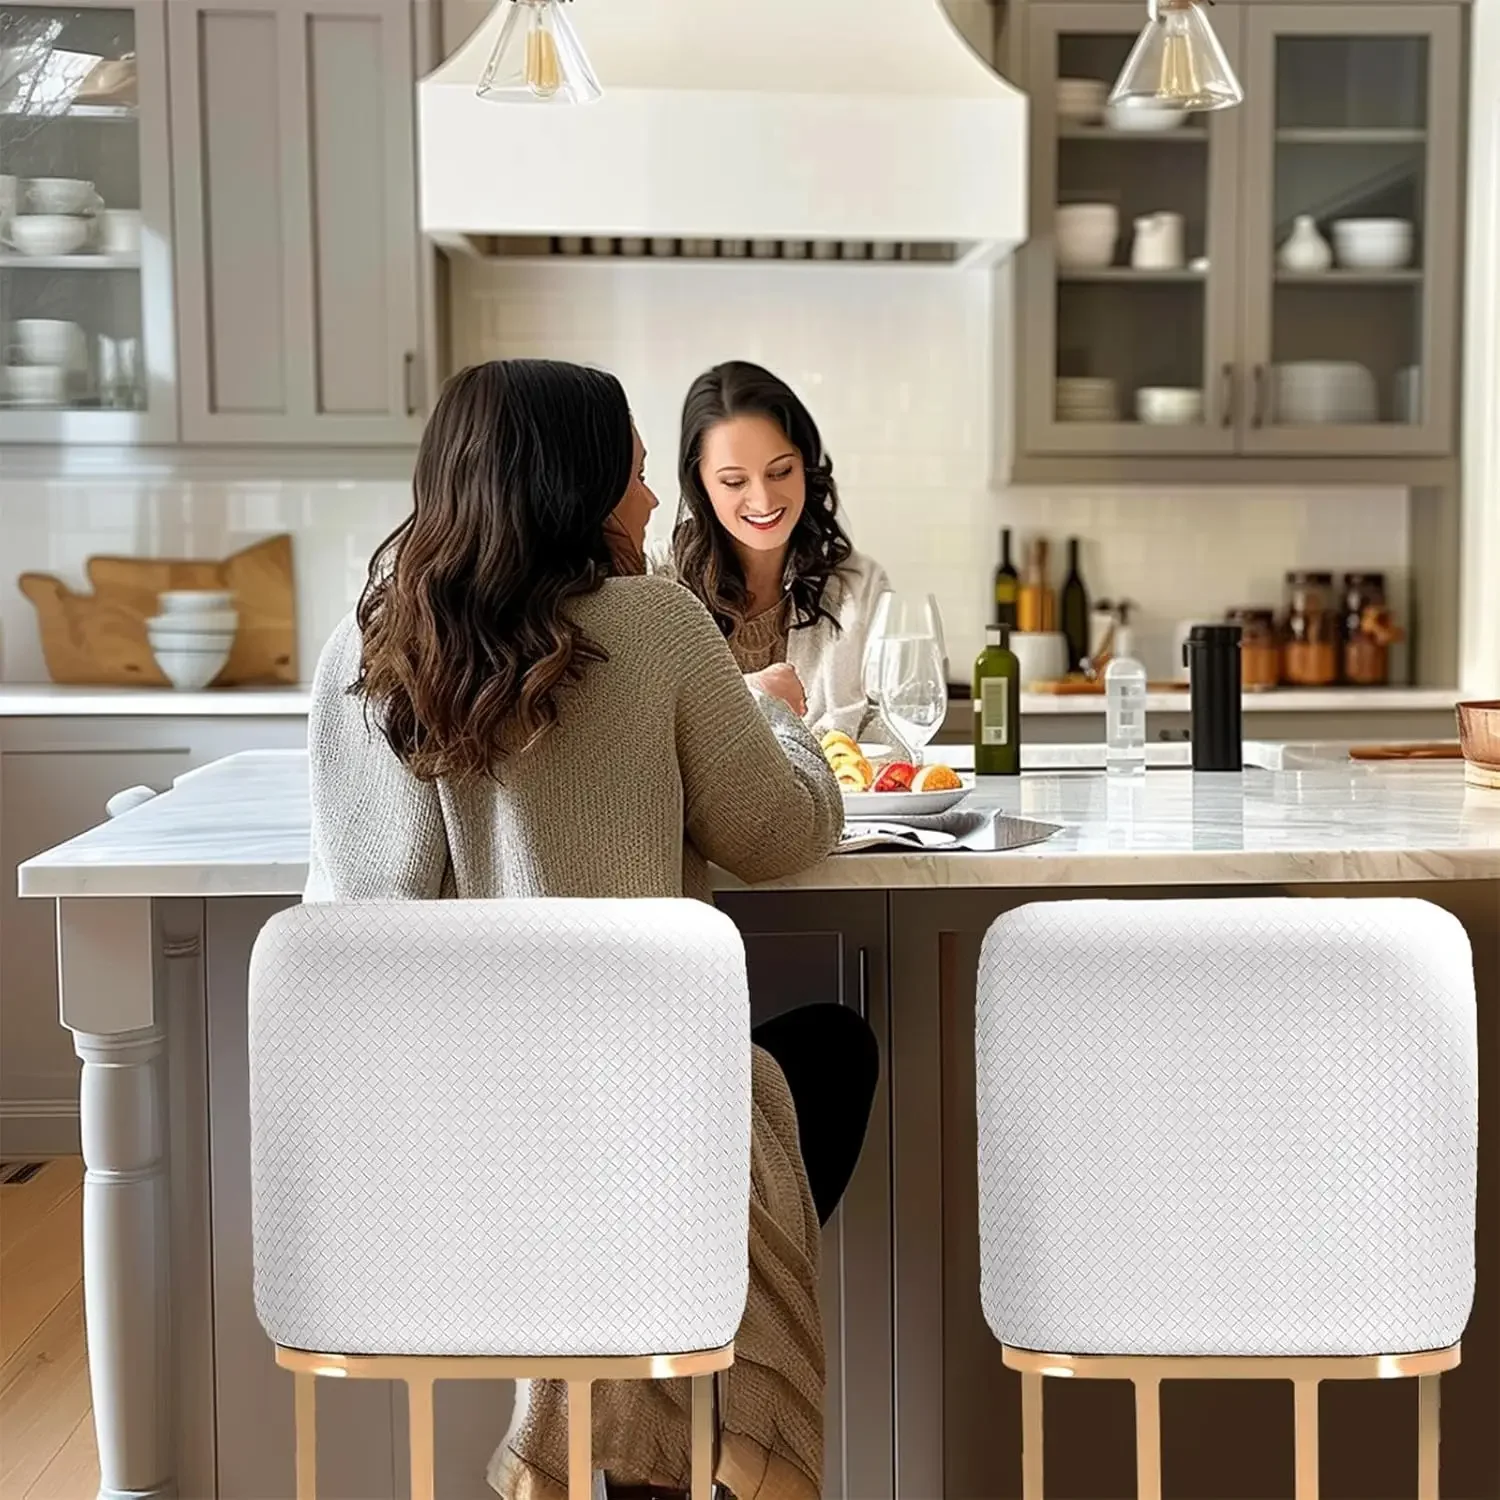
[
  {"x1": 0, "y1": 0, "x2": 175, "y2": 443},
  {"x1": 1018, "y1": 2, "x2": 1465, "y2": 463}
]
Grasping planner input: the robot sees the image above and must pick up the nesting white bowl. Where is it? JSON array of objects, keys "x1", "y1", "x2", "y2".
[
  {"x1": 1136, "y1": 386, "x2": 1205, "y2": 425},
  {"x1": 1270, "y1": 361, "x2": 1379, "y2": 425},
  {"x1": 1056, "y1": 203, "x2": 1119, "y2": 269},
  {"x1": 1105, "y1": 99, "x2": 1188, "y2": 132},
  {"x1": 2, "y1": 364, "x2": 69, "y2": 405},
  {"x1": 158, "y1": 588, "x2": 236, "y2": 614},
  {"x1": 1331, "y1": 218, "x2": 1414, "y2": 271},
  {"x1": 8, "y1": 318, "x2": 86, "y2": 369},
  {"x1": 146, "y1": 607, "x2": 236, "y2": 690},
  {"x1": 7, "y1": 214, "x2": 91, "y2": 257},
  {"x1": 24, "y1": 177, "x2": 97, "y2": 214}
]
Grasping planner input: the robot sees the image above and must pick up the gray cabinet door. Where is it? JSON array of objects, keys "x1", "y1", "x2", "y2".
[
  {"x1": 169, "y1": 0, "x2": 425, "y2": 446},
  {"x1": 714, "y1": 890, "x2": 894, "y2": 1500},
  {"x1": 1018, "y1": 2, "x2": 1245, "y2": 455},
  {"x1": 1236, "y1": 4, "x2": 1463, "y2": 455}
]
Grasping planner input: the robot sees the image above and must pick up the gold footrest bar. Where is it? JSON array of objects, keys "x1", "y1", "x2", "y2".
[
  {"x1": 1001, "y1": 1342, "x2": 1459, "y2": 1500},
  {"x1": 276, "y1": 1342, "x2": 734, "y2": 1500}
]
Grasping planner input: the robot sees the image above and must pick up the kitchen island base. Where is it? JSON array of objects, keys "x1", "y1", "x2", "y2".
[{"x1": 49, "y1": 878, "x2": 1496, "y2": 1500}]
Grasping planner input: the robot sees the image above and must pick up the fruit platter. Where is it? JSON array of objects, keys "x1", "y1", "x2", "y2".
[{"x1": 820, "y1": 731, "x2": 972, "y2": 816}]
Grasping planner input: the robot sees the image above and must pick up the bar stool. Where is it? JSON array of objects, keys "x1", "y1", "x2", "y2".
[
  {"x1": 976, "y1": 897, "x2": 1477, "y2": 1500},
  {"x1": 249, "y1": 897, "x2": 753, "y2": 1500}
]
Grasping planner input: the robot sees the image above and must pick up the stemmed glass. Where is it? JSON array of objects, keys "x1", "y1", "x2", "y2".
[{"x1": 866, "y1": 593, "x2": 948, "y2": 764}]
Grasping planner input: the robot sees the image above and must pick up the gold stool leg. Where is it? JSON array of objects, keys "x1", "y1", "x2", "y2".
[
  {"x1": 407, "y1": 1377, "x2": 436, "y2": 1500},
  {"x1": 690, "y1": 1373, "x2": 715, "y2": 1500},
  {"x1": 1134, "y1": 1377, "x2": 1162, "y2": 1500},
  {"x1": 567, "y1": 1380, "x2": 594, "y2": 1500},
  {"x1": 1417, "y1": 1374, "x2": 1441, "y2": 1500},
  {"x1": 1020, "y1": 1371, "x2": 1044, "y2": 1500},
  {"x1": 294, "y1": 1373, "x2": 317, "y2": 1500},
  {"x1": 1293, "y1": 1380, "x2": 1319, "y2": 1500}
]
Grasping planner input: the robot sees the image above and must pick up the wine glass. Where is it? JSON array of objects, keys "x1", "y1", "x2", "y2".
[{"x1": 877, "y1": 634, "x2": 948, "y2": 766}]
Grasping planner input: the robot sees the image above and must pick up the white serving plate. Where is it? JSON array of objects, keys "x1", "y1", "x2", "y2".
[{"x1": 843, "y1": 777, "x2": 973, "y2": 818}]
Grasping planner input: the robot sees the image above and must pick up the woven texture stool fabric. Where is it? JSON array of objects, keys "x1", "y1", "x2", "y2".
[
  {"x1": 976, "y1": 897, "x2": 1477, "y2": 1357},
  {"x1": 250, "y1": 898, "x2": 752, "y2": 1357}
]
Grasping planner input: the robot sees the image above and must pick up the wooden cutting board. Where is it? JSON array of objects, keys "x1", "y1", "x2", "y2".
[
  {"x1": 18, "y1": 534, "x2": 298, "y2": 687},
  {"x1": 1030, "y1": 677, "x2": 1188, "y2": 695},
  {"x1": 1348, "y1": 742, "x2": 1463, "y2": 761}
]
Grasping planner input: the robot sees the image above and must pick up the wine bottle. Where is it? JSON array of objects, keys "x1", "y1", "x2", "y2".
[
  {"x1": 993, "y1": 528, "x2": 1019, "y2": 628},
  {"x1": 1061, "y1": 537, "x2": 1090, "y2": 672},
  {"x1": 973, "y1": 624, "x2": 1021, "y2": 776}
]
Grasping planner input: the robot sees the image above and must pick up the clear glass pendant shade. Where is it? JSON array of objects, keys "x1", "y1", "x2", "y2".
[
  {"x1": 476, "y1": 0, "x2": 602, "y2": 105},
  {"x1": 1108, "y1": 0, "x2": 1243, "y2": 112}
]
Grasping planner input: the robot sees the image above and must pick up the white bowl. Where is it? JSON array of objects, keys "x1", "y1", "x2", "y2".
[
  {"x1": 7, "y1": 318, "x2": 86, "y2": 369},
  {"x1": 157, "y1": 588, "x2": 235, "y2": 614},
  {"x1": 146, "y1": 618, "x2": 238, "y2": 642},
  {"x1": 1270, "y1": 361, "x2": 1378, "y2": 425},
  {"x1": 1056, "y1": 203, "x2": 1119, "y2": 269},
  {"x1": 152, "y1": 643, "x2": 231, "y2": 691},
  {"x1": 7, "y1": 214, "x2": 91, "y2": 257},
  {"x1": 1136, "y1": 386, "x2": 1205, "y2": 425},
  {"x1": 24, "y1": 177, "x2": 97, "y2": 214},
  {"x1": 1331, "y1": 218, "x2": 1414, "y2": 271},
  {"x1": 2, "y1": 363, "x2": 68, "y2": 405},
  {"x1": 1105, "y1": 98, "x2": 1188, "y2": 132},
  {"x1": 1011, "y1": 631, "x2": 1071, "y2": 685},
  {"x1": 147, "y1": 609, "x2": 239, "y2": 634}
]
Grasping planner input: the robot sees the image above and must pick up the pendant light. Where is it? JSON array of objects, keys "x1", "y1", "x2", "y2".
[
  {"x1": 1108, "y1": 0, "x2": 1243, "y2": 112},
  {"x1": 476, "y1": 0, "x2": 602, "y2": 105}
]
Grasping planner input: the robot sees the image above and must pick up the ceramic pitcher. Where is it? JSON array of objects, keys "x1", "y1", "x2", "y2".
[{"x1": 1130, "y1": 212, "x2": 1185, "y2": 270}]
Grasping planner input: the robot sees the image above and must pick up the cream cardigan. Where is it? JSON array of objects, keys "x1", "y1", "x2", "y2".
[{"x1": 649, "y1": 546, "x2": 891, "y2": 740}]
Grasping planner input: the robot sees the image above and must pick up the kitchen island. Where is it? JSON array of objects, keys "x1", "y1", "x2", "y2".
[{"x1": 18, "y1": 751, "x2": 1499, "y2": 1500}]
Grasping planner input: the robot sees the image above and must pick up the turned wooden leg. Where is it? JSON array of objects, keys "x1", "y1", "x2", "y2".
[
  {"x1": 408, "y1": 1377, "x2": 436, "y2": 1500},
  {"x1": 1417, "y1": 1375, "x2": 1441, "y2": 1500},
  {"x1": 1134, "y1": 1378, "x2": 1162, "y2": 1500},
  {"x1": 568, "y1": 1380, "x2": 594, "y2": 1500},
  {"x1": 690, "y1": 1373, "x2": 715, "y2": 1500},
  {"x1": 294, "y1": 1373, "x2": 317, "y2": 1500},
  {"x1": 1021, "y1": 1371, "x2": 1044, "y2": 1500},
  {"x1": 1293, "y1": 1380, "x2": 1319, "y2": 1500}
]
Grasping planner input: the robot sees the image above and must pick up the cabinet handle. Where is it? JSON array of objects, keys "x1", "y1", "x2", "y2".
[
  {"x1": 403, "y1": 351, "x2": 418, "y2": 417},
  {"x1": 1219, "y1": 362, "x2": 1235, "y2": 427},
  {"x1": 856, "y1": 946, "x2": 869, "y2": 1024},
  {"x1": 1251, "y1": 363, "x2": 1268, "y2": 428}
]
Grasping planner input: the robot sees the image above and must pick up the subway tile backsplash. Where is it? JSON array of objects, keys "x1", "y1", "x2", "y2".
[{"x1": 0, "y1": 260, "x2": 1409, "y2": 683}]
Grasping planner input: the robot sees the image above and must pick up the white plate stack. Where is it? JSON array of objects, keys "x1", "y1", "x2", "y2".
[
  {"x1": 1056, "y1": 77, "x2": 1108, "y2": 124},
  {"x1": 1056, "y1": 376, "x2": 1120, "y2": 423},
  {"x1": 147, "y1": 589, "x2": 237, "y2": 690},
  {"x1": 1269, "y1": 362, "x2": 1378, "y2": 425}
]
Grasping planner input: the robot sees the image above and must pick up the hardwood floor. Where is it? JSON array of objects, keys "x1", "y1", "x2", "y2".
[{"x1": 0, "y1": 1160, "x2": 99, "y2": 1500}]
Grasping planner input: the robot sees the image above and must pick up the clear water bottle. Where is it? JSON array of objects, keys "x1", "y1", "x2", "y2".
[{"x1": 1105, "y1": 656, "x2": 1147, "y2": 776}]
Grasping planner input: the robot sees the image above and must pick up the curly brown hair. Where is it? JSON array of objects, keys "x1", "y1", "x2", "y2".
[
  {"x1": 353, "y1": 359, "x2": 632, "y2": 782},
  {"x1": 672, "y1": 360, "x2": 854, "y2": 637}
]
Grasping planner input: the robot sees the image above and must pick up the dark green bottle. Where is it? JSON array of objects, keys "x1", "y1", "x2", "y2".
[
  {"x1": 1061, "y1": 536, "x2": 1090, "y2": 672},
  {"x1": 993, "y1": 528, "x2": 1019, "y2": 628},
  {"x1": 973, "y1": 624, "x2": 1021, "y2": 776}
]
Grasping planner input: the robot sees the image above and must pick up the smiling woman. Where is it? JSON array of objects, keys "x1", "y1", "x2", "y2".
[{"x1": 667, "y1": 361, "x2": 892, "y2": 738}]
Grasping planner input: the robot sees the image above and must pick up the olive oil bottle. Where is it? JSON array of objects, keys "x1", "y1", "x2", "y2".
[{"x1": 973, "y1": 624, "x2": 1021, "y2": 776}]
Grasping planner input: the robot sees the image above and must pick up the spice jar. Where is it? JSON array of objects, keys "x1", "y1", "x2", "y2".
[
  {"x1": 1282, "y1": 571, "x2": 1338, "y2": 687},
  {"x1": 1342, "y1": 573, "x2": 1402, "y2": 686},
  {"x1": 1227, "y1": 608, "x2": 1280, "y2": 691}
]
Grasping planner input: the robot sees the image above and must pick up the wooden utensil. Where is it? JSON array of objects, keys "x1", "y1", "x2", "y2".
[
  {"x1": 18, "y1": 534, "x2": 297, "y2": 687},
  {"x1": 1347, "y1": 742, "x2": 1463, "y2": 761},
  {"x1": 1030, "y1": 676, "x2": 1187, "y2": 696}
]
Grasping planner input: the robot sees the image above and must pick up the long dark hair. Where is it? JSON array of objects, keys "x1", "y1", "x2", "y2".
[
  {"x1": 672, "y1": 360, "x2": 854, "y2": 637},
  {"x1": 354, "y1": 359, "x2": 633, "y2": 782}
]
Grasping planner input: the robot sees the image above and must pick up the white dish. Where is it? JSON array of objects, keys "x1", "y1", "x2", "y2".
[
  {"x1": 7, "y1": 214, "x2": 91, "y2": 256},
  {"x1": 147, "y1": 610, "x2": 239, "y2": 634},
  {"x1": 1105, "y1": 99, "x2": 1187, "y2": 132},
  {"x1": 1056, "y1": 203, "x2": 1119, "y2": 269},
  {"x1": 3, "y1": 364, "x2": 68, "y2": 404},
  {"x1": 1331, "y1": 217, "x2": 1414, "y2": 271},
  {"x1": 1056, "y1": 77, "x2": 1108, "y2": 122},
  {"x1": 1270, "y1": 361, "x2": 1378, "y2": 425},
  {"x1": 843, "y1": 779, "x2": 972, "y2": 818},
  {"x1": 8, "y1": 318, "x2": 86, "y2": 369},
  {"x1": 158, "y1": 588, "x2": 235, "y2": 614},
  {"x1": 1136, "y1": 386, "x2": 1204, "y2": 425},
  {"x1": 152, "y1": 644, "x2": 231, "y2": 692},
  {"x1": 24, "y1": 177, "x2": 97, "y2": 215}
]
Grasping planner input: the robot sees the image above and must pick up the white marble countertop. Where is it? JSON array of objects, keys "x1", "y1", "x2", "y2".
[
  {"x1": 18, "y1": 746, "x2": 1499, "y2": 899},
  {"x1": 0, "y1": 683, "x2": 1463, "y2": 718}
]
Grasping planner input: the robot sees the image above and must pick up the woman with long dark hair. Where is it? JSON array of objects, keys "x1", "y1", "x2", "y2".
[
  {"x1": 305, "y1": 360, "x2": 876, "y2": 1500},
  {"x1": 668, "y1": 360, "x2": 891, "y2": 738}
]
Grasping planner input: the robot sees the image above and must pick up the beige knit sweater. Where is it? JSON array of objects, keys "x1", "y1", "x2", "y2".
[
  {"x1": 305, "y1": 574, "x2": 844, "y2": 904},
  {"x1": 303, "y1": 574, "x2": 844, "y2": 1500}
]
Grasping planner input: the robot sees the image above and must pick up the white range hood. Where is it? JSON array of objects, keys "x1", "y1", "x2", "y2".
[{"x1": 419, "y1": 0, "x2": 1029, "y2": 267}]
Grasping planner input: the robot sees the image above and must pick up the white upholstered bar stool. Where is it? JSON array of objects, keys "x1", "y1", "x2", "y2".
[
  {"x1": 249, "y1": 898, "x2": 753, "y2": 1500},
  {"x1": 976, "y1": 898, "x2": 1477, "y2": 1500}
]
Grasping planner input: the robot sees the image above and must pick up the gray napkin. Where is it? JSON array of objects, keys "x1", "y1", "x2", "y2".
[{"x1": 839, "y1": 808, "x2": 1062, "y2": 854}]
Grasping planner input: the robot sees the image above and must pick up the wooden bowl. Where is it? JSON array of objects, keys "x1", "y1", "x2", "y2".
[{"x1": 1456, "y1": 700, "x2": 1500, "y2": 788}]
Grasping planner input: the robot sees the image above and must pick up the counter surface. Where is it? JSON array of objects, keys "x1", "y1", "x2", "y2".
[{"x1": 19, "y1": 747, "x2": 1500, "y2": 898}]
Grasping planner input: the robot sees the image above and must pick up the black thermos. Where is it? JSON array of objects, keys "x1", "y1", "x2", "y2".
[{"x1": 1185, "y1": 623, "x2": 1243, "y2": 771}]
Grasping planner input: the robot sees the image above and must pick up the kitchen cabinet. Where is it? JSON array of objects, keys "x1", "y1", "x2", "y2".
[
  {"x1": 169, "y1": 0, "x2": 426, "y2": 445},
  {"x1": 0, "y1": 0, "x2": 179, "y2": 444},
  {"x1": 1016, "y1": 1, "x2": 1464, "y2": 471}
]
